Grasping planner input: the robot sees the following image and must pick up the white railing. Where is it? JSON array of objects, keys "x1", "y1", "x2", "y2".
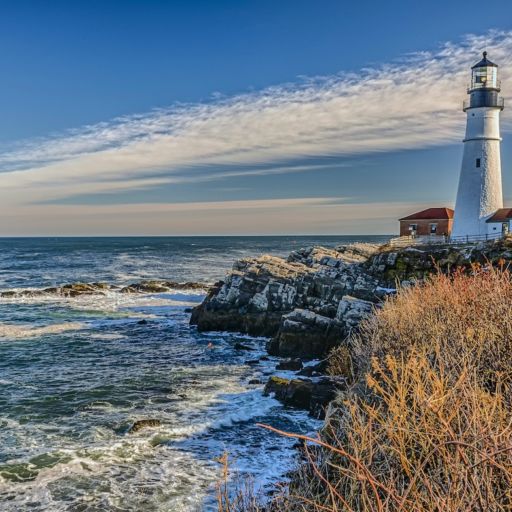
[
  {"x1": 448, "y1": 233, "x2": 504, "y2": 244},
  {"x1": 389, "y1": 233, "x2": 504, "y2": 247}
]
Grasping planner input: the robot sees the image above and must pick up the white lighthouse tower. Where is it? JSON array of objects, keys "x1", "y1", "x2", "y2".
[{"x1": 451, "y1": 52, "x2": 505, "y2": 239}]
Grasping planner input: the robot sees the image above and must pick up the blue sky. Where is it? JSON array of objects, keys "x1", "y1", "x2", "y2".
[{"x1": 1, "y1": 0, "x2": 512, "y2": 235}]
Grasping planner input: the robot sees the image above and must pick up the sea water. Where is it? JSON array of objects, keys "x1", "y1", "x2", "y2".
[{"x1": 0, "y1": 236, "x2": 389, "y2": 511}]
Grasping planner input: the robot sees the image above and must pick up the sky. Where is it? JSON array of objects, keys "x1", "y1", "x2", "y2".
[{"x1": 2, "y1": 0, "x2": 512, "y2": 236}]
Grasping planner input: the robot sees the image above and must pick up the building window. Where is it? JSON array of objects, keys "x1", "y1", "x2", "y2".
[
  {"x1": 430, "y1": 223, "x2": 438, "y2": 234},
  {"x1": 409, "y1": 224, "x2": 417, "y2": 232},
  {"x1": 476, "y1": 158, "x2": 481, "y2": 168}
]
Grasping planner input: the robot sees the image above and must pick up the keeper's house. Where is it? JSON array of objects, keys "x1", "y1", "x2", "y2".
[
  {"x1": 399, "y1": 208, "x2": 454, "y2": 237},
  {"x1": 485, "y1": 208, "x2": 512, "y2": 235}
]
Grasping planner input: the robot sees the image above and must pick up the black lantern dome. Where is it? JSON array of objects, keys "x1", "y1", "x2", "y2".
[{"x1": 471, "y1": 51, "x2": 498, "y2": 69}]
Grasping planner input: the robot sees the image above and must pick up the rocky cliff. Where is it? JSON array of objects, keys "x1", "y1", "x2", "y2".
[
  {"x1": 190, "y1": 237, "x2": 512, "y2": 416},
  {"x1": 190, "y1": 243, "x2": 384, "y2": 354}
]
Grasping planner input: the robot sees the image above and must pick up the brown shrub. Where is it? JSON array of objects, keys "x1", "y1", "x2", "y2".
[
  {"x1": 219, "y1": 267, "x2": 512, "y2": 511},
  {"x1": 272, "y1": 350, "x2": 512, "y2": 511},
  {"x1": 351, "y1": 265, "x2": 512, "y2": 402}
]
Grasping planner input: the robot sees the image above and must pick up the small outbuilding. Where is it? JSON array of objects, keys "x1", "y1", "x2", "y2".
[
  {"x1": 399, "y1": 207, "x2": 454, "y2": 237},
  {"x1": 485, "y1": 208, "x2": 512, "y2": 236}
]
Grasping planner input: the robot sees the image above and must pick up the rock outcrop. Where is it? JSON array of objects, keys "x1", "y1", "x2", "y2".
[
  {"x1": 263, "y1": 376, "x2": 346, "y2": 419},
  {"x1": 267, "y1": 309, "x2": 344, "y2": 358},
  {"x1": 190, "y1": 245, "x2": 382, "y2": 340},
  {"x1": 365, "y1": 237, "x2": 512, "y2": 287},
  {"x1": 0, "y1": 280, "x2": 208, "y2": 299},
  {"x1": 191, "y1": 237, "x2": 512, "y2": 414},
  {"x1": 128, "y1": 419, "x2": 162, "y2": 433}
]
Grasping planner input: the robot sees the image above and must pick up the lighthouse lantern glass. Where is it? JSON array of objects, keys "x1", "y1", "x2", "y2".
[{"x1": 471, "y1": 66, "x2": 498, "y2": 89}]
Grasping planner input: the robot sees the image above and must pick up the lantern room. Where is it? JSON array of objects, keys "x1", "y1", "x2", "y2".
[
  {"x1": 463, "y1": 52, "x2": 503, "y2": 112},
  {"x1": 470, "y1": 51, "x2": 499, "y2": 91}
]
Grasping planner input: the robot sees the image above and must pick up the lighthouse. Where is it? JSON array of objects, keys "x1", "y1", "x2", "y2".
[{"x1": 451, "y1": 52, "x2": 505, "y2": 239}]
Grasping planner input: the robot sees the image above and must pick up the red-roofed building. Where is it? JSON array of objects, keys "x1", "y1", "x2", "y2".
[
  {"x1": 485, "y1": 208, "x2": 512, "y2": 236},
  {"x1": 399, "y1": 208, "x2": 454, "y2": 237}
]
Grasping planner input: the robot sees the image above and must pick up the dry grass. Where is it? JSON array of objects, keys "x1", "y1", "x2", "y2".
[
  {"x1": 351, "y1": 263, "x2": 512, "y2": 402},
  {"x1": 218, "y1": 266, "x2": 512, "y2": 511},
  {"x1": 216, "y1": 452, "x2": 262, "y2": 512}
]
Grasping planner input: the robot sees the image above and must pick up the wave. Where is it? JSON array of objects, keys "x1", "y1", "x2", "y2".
[{"x1": 0, "y1": 322, "x2": 85, "y2": 339}]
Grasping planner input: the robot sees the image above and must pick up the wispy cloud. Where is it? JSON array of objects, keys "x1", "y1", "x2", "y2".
[{"x1": 1, "y1": 30, "x2": 511, "y2": 233}]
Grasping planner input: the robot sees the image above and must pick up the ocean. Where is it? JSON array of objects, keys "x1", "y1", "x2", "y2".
[{"x1": 0, "y1": 235, "x2": 390, "y2": 511}]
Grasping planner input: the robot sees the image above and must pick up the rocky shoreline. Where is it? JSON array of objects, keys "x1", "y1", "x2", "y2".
[
  {"x1": 190, "y1": 237, "x2": 512, "y2": 418},
  {"x1": 0, "y1": 279, "x2": 208, "y2": 299}
]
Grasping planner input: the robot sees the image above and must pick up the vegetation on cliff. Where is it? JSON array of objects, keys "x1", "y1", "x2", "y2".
[{"x1": 219, "y1": 264, "x2": 512, "y2": 511}]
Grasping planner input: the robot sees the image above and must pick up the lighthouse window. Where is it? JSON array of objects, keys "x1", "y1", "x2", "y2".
[
  {"x1": 472, "y1": 67, "x2": 498, "y2": 89},
  {"x1": 476, "y1": 158, "x2": 481, "y2": 168}
]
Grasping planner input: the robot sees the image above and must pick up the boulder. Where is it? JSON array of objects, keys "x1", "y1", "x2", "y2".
[
  {"x1": 296, "y1": 366, "x2": 315, "y2": 377},
  {"x1": 297, "y1": 359, "x2": 329, "y2": 377},
  {"x1": 61, "y1": 283, "x2": 107, "y2": 297},
  {"x1": 276, "y1": 358, "x2": 303, "y2": 371},
  {"x1": 336, "y1": 295, "x2": 375, "y2": 328},
  {"x1": 268, "y1": 309, "x2": 345, "y2": 358},
  {"x1": 263, "y1": 376, "x2": 345, "y2": 418},
  {"x1": 128, "y1": 419, "x2": 162, "y2": 433}
]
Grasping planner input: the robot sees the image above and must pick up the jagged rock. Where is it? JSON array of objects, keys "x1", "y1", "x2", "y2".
[
  {"x1": 190, "y1": 258, "x2": 315, "y2": 335},
  {"x1": 61, "y1": 283, "x2": 108, "y2": 297},
  {"x1": 263, "y1": 376, "x2": 345, "y2": 418},
  {"x1": 190, "y1": 245, "x2": 382, "y2": 337},
  {"x1": 248, "y1": 378, "x2": 262, "y2": 385},
  {"x1": 276, "y1": 358, "x2": 303, "y2": 371},
  {"x1": 296, "y1": 366, "x2": 315, "y2": 377},
  {"x1": 297, "y1": 359, "x2": 329, "y2": 376},
  {"x1": 268, "y1": 309, "x2": 346, "y2": 358},
  {"x1": 287, "y1": 244, "x2": 381, "y2": 267},
  {"x1": 128, "y1": 419, "x2": 162, "y2": 433},
  {"x1": 365, "y1": 237, "x2": 512, "y2": 287},
  {"x1": 336, "y1": 295, "x2": 375, "y2": 328},
  {"x1": 91, "y1": 282, "x2": 112, "y2": 290},
  {"x1": 191, "y1": 239, "x2": 512, "y2": 363},
  {"x1": 120, "y1": 280, "x2": 206, "y2": 294},
  {"x1": 0, "y1": 280, "x2": 206, "y2": 299}
]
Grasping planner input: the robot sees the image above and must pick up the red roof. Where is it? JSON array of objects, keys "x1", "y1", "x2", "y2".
[
  {"x1": 399, "y1": 207, "x2": 454, "y2": 221},
  {"x1": 486, "y1": 208, "x2": 512, "y2": 223}
]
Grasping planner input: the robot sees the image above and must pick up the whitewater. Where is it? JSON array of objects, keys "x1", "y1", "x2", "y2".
[{"x1": 0, "y1": 236, "x2": 387, "y2": 511}]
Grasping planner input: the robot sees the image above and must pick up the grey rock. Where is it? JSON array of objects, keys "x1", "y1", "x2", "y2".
[
  {"x1": 268, "y1": 309, "x2": 345, "y2": 358},
  {"x1": 263, "y1": 375, "x2": 346, "y2": 418},
  {"x1": 128, "y1": 419, "x2": 162, "y2": 433},
  {"x1": 276, "y1": 358, "x2": 303, "y2": 371}
]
